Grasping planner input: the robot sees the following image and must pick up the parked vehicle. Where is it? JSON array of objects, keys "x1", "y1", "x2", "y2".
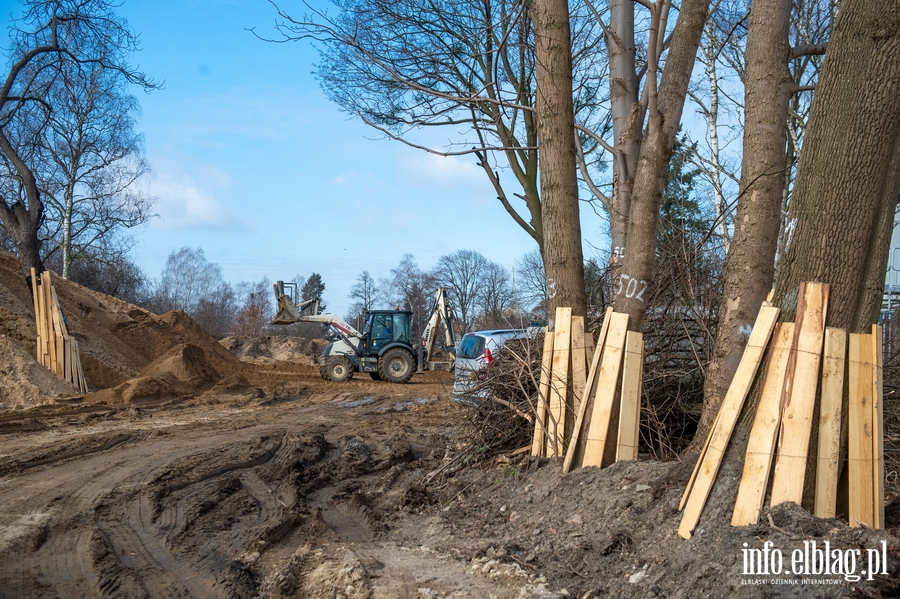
[{"x1": 451, "y1": 328, "x2": 535, "y2": 403}]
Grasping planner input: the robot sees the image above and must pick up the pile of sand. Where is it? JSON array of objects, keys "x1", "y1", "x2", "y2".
[
  {"x1": 0, "y1": 335, "x2": 79, "y2": 409},
  {"x1": 0, "y1": 251, "x2": 246, "y2": 409},
  {"x1": 220, "y1": 336, "x2": 324, "y2": 365}
]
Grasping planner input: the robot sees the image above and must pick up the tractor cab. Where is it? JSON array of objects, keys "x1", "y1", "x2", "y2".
[{"x1": 362, "y1": 310, "x2": 413, "y2": 355}]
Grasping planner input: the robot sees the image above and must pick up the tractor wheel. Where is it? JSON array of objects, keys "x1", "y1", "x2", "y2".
[
  {"x1": 369, "y1": 372, "x2": 382, "y2": 381},
  {"x1": 378, "y1": 348, "x2": 415, "y2": 384},
  {"x1": 324, "y1": 356, "x2": 354, "y2": 382}
]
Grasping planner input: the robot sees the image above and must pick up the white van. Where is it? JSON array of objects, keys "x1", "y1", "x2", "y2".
[{"x1": 451, "y1": 328, "x2": 534, "y2": 403}]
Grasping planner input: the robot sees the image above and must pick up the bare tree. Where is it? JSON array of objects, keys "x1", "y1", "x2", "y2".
[
  {"x1": 44, "y1": 246, "x2": 146, "y2": 304},
  {"x1": 0, "y1": 0, "x2": 157, "y2": 279},
  {"x1": 232, "y1": 278, "x2": 273, "y2": 338},
  {"x1": 610, "y1": 0, "x2": 712, "y2": 331},
  {"x1": 515, "y1": 248, "x2": 547, "y2": 317},
  {"x1": 347, "y1": 269, "x2": 378, "y2": 321},
  {"x1": 146, "y1": 247, "x2": 225, "y2": 316},
  {"x1": 39, "y1": 58, "x2": 154, "y2": 279},
  {"x1": 691, "y1": 0, "x2": 900, "y2": 531},
  {"x1": 387, "y1": 253, "x2": 436, "y2": 339},
  {"x1": 193, "y1": 283, "x2": 238, "y2": 339},
  {"x1": 266, "y1": 0, "x2": 607, "y2": 254},
  {"x1": 771, "y1": 0, "x2": 900, "y2": 330},
  {"x1": 432, "y1": 249, "x2": 490, "y2": 331},
  {"x1": 697, "y1": 0, "x2": 833, "y2": 439},
  {"x1": 475, "y1": 261, "x2": 519, "y2": 329}
]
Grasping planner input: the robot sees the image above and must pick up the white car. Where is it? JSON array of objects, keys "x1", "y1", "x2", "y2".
[{"x1": 451, "y1": 328, "x2": 534, "y2": 403}]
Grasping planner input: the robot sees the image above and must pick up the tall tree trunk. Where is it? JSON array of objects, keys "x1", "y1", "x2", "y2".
[
  {"x1": 0, "y1": 130, "x2": 45, "y2": 280},
  {"x1": 772, "y1": 0, "x2": 900, "y2": 328},
  {"x1": 691, "y1": 0, "x2": 900, "y2": 531},
  {"x1": 531, "y1": 0, "x2": 587, "y2": 318},
  {"x1": 701, "y1": 22, "x2": 729, "y2": 251},
  {"x1": 606, "y1": 0, "x2": 640, "y2": 261},
  {"x1": 696, "y1": 0, "x2": 792, "y2": 443},
  {"x1": 63, "y1": 193, "x2": 73, "y2": 279},
  {"x1": 613, "y1": 0, "x2": 710, "y2": 330}
]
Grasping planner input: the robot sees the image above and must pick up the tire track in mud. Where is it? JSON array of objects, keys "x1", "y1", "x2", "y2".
[
  {"x1": 88, "y1": 432, "x2": 313, "y2": 599},
  {"x1": 0, "y1": 381, "x2": 522, "y2": 598},
  {"x1": 0, "y1": 421, "x2": 323, "y2": 599},
  {"x1": 309, "y1": 478, "x2": 419, "y2": 598}
]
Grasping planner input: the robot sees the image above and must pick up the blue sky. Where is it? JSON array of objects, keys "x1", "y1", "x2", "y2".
[{"x1": 1, "y1": 0, "x2": 610, "y2": 317}]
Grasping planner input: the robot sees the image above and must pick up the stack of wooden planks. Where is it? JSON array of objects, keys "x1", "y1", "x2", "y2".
[
  {"x1": 31, "y1": 268, "x2": 89, "y2": 393},
  {"x1": 530, "y1": 307, "x2": 645, "y2": 473},
  {"x1": 678, "y1": 281, "x2": 885, "y2": 539}
]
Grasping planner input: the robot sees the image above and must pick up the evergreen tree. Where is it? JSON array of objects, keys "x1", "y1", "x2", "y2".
[{"x1": 301, "y1": 273, "x2": 326, "y2": 312}]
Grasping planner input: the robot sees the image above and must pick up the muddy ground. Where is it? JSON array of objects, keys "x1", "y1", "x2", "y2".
[
  {"x1": 0, "y1": 250, "x2": 899, "y2": 598},
  {"x1": 0, "y1": 365, "x2": 898, "y2": 599}
]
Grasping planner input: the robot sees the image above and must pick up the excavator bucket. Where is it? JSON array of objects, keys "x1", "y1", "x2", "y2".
[{"x1": 270, "y1": 281, "x2": 319, "y2": 325}]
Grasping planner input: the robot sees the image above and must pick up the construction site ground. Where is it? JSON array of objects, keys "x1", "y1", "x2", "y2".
[{"x1": 0, "y1": 251, "x2": 898, "y2": 599}]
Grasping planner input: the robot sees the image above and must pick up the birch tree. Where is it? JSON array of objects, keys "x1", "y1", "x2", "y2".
[{"x1": 40, "y1": 59, "x2": 153, "y2": 279}]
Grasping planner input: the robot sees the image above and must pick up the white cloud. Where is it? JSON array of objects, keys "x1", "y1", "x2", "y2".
[
  {"x1": 151, "y1": 172, "x2": 226, "y2": 228},
  {"x1": 150, "y1": 170, "x2": 254, "y2": 230},
  {"x1": 399, "y1": 154, "x2": 487, "y2": 193}
]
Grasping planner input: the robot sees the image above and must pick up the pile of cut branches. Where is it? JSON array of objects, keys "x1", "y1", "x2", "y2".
[
  {"x1": 426, "y1": 336, "x2": 544, "y2": 482},
  {"x1": 881, "y1": 315, "x2": 900, "y2": 504}
]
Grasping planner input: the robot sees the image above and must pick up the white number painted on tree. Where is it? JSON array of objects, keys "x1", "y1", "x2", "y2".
[
  {"x1": 547, "y1": 278, "x2": 558, "y2": 299},
  {"x1": 615, "y1": 274, "x2": 648, "y2": 302}
]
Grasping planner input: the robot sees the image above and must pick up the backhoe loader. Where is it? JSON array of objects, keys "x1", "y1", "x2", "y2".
[{"x1": 270, "y1": 282, "x2": 456, "y2": 383}]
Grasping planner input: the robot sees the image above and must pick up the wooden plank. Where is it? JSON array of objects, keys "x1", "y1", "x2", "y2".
[
  {"x1": 770, "y1": 282, "x2": 830, "y2": 507},
  {"x1": 848, "y1": 333, "x2": 875, "y2": 527},
  {"x1": 814, "y1": 327, "x2": 846, "y2": 518},
  {"x1": 63, "y1": 337, "x2": 69, "y2": 382},
  {"x1": 531, "y1": 328, "x2": 554, "y2": 457},
  {"x1": 56, "y1": 334, "x2": 65, "y2": 378},
  {"x1": 51, "y1": 286, "x2": 68, "y2": 337},
  {"x1": 546, "y1": 307, "x2": 572, "y2": 458},
  {"x1": 581, "y1": 311, "x2": 629, "y2": 468},
  {"x1": 30, "y1": 267, "x2": 41, "y2": 361},
  {"x1": 680, "y1": 409, "x2": 722, "y2": 511},
  {"x1": 74, "y1": 339, "x2": 87, "y2": 393},
  {"x1": 872, "y1": 324, "x2": 884, "y2": 529},
  {"x1": 43, "y1": 272, "x2": 57, "y2": 373},
  {"x1": 35, "y1": 274, "x2": 49, "y2": 367},
  {"x1": 571, "y1": 316, "x2": 587, "y2": 417},
  {"x1": 616, "y1": 331, "x2": 643, "y2": 462},
  {"x1": 681, "y1": 303, "x2": 778, "y2": 511},
  {"x1": 731, "y1": 322, "x2": 794, "y2": 526},
  {"x1": 571, "y1": 316, "x2": 587, "y2": 414},
  {"x1": 49, "y1": 284, "x2": 67, "y2": 377},
  {"x1": 584, "y1": 327, "x2": 595, "y2": 370},
  {"x1": 681, "y1": 297, "x2": 778, "y2": 511},
  {"x1": 563, "y1": 307, "x2": 613, "y2": 472},
  {"x1": 678, "y1": 304, "x2": 779, "y2": 539}
]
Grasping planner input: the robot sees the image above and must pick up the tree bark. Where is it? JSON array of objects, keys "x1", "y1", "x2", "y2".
[
  {"x1": 697, "y1": 0, "x2": 792, "y2": 443},
  {"x1": 0, "y1": 130, "x2": 45, "y2": 279},
  {"x1": 771, "y1": 0, "x2": 900, "y2": 330},
  {"x1": 693, "y1": 0, "x2": 900, "y2": 530},
  {"x1": 531, "y1": 0, "x2": 587, "y2": 318},
  {"x1": 613, "y1": 0, "x2": 710, "y2": 330},
  {"x1": 606, "y1": 0, "x2": 640, "y2": 261}
]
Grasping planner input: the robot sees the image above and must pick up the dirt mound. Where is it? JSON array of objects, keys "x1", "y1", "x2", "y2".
[
  {"x1": 0, "y1": 250, "x2": 247, "y2": 409},
  {"x1": 86, "y1": 343, "x2": 225, "y2": 405},
  {"x1": 0, "y1": 334, "x2": 79, "y2": 409},
  {"x1": 221, "y1": 336, "x2": 324, "y2": 365}
]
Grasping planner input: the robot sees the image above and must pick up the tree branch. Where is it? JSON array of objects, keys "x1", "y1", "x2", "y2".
[{"x1": 790, "y1": 44, "x2": 827, "y2": 60}]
